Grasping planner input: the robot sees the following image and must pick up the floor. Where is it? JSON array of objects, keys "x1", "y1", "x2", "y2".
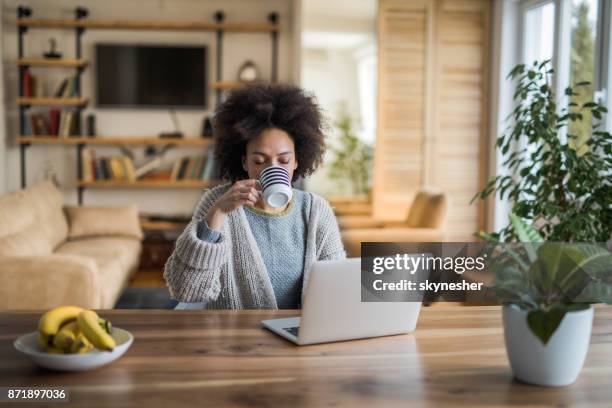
[{"x1": 114, "y1": 269, "x2": 176, "y2": 309}]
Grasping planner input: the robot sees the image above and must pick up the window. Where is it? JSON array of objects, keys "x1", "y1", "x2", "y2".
[
  {"x1": 522, "y1": 1, "x2": 556, "y2": 64},
  {"x1": 519, "y1": 0, "x2": 611, "y2": 134}
]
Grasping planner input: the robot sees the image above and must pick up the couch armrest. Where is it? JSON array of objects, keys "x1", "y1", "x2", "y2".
[
  {"x1": 0, "y1": 254, "x2": 102, "y2": 310},
  {"x1": 341, "y1": 227, "x2": 448, "y2": 257},
  {"x1": 64, "y1": 204, "x2": 143, "y2": 240}
]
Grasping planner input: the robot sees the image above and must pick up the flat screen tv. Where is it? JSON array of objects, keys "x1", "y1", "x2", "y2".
[{"x1": 95, "y1": 44, "x2": 207, "y2": 108}]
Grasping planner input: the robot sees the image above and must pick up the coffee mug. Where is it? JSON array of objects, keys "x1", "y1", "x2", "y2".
[{"x1": 259, "y1": 165, "x2": 293, "y2": 208}]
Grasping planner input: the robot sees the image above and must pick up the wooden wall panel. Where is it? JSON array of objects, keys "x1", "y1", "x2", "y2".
[
  {"x1": 374, "y1": 0, "x2": 490, "y2": 240},
  {"x1": 373, "y1": 0, "x2": 429, "y2": 220},
  {"x1": 429, "y1": 0, "x2": 490, "y2": 241}
]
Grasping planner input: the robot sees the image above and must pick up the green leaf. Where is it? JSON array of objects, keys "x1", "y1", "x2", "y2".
[{"x1": 527, "y1": 308, "x2": 567, "y2": 345}]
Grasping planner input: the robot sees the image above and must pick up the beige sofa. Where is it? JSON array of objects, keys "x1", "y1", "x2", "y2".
[{"x1": 0, "y1": 181, "x2": 143, "y2": 310}]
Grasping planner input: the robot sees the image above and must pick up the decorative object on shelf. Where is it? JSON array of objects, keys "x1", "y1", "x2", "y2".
[
  {"x1": 86, "y1": 113, "x2": 96, "y2": 136},
  {"x1": 160, "y1": 109, "x2": 183, "y2": 139},
  {"x1": 201, "y1": 116, "x2": 213, "y2": 138},
  {"x1": 42, "y1": 160, "x2": 60, "y2": 187},
  {"x1": 43, "y1": 38, "x2": 62, "y2": 59},
  {"x1": 238, "y1": 60, "x2": 260, "y2": 82}
]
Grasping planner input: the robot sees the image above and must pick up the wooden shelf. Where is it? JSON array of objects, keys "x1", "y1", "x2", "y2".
[
  {"x1": 16, "y1": 19, "x2": 279, "y2": 33},
  {"x1": 16, "y1": 97, "x2": 88, "y2": 106},
  {"x1": 77, "y1": 180, "x2": 219, "y2": 189},
  {"x1": 140, "y1": 218, "x2": 190, "y2": 231},
  {"x1": 212, "y1": 81, "x2": 245, "y2": 90},
  {"x1": 17, "y1": 136, "x2": 214, "y2": 146},
  {"x1": 17, "y1": 58, "x2": 88, "y2": 68}
]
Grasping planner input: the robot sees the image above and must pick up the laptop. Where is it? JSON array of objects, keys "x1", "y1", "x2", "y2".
[{"x1": 261, "y1": 258, "x2": 425, "y2": 345}]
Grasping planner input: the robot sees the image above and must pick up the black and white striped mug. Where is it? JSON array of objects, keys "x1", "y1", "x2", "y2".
[{"x1": 259, "y1": 165, "x2": 293, "y2": 208}]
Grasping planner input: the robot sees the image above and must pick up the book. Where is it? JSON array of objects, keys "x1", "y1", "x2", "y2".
[
  {"x1": 29, "y1": 113, "x2": 47, "y2": 135},
  {"x1": 202, "y1": 148, "x2": 216, "y2": 180},
  {"x1": 110, "y1": 157, "x2": 125, "y2": 180},
  {"x1": 93, "y1": 157, "x2": 104, "y2": 180},
  {"x1": 62, "y1": 75, "x2": 75, "y2": 98},
  {"x1": 54, "y1": 78, "x2": 69, "y2": 98},
  {"x1": 177, "y1": 157, "x2": 190, "y2": 180},
  {"x1": 81, "y1": 149, "x2": 94, "y2": 182},
  {"x1": 199, "y1": 155, "x2": 208, "y2": 179},
  {"x1": 48, "y1": 109, "x2": 60, "y2": 135},
  {"x1": 184, "y1": 157, "x2": 196, "y2": 180},
  {"x1": 170, "y1": 157, "x2": 183, "y2": 181},
  {"x1": 22, "y1": 70, "x2": 31, "y2": 97},
  {"x1": 134, "y1": 157, "x2": 162, "y2": 179},
  {"x1": 190, "y1": 157, "x2": 202, "y2": 179},
  {"x1": 102, "y1": 158, "x2": 113, "y2": 180},
  {"x1": 122, "y1": 156, "x2": 137, "y2": 182},
  {"x1": 30, "y1": 75, "x2": 37, "y2": 97},
  {"x1": 33, "y1": 75, "x2": 45, "y2": 97}
]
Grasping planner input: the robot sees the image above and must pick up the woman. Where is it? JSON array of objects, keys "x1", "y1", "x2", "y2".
[{"x1": 164, "y1": 83, "x2": 346, "y2": 309}]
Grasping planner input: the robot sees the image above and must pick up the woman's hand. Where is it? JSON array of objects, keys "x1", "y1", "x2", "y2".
[{"x1": 206, "y1": 180, "x2": 261, "y2": 230}]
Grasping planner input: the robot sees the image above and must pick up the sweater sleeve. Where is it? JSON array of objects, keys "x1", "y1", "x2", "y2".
[
  {"x1": 315, "y1": 198, "x2": 347, "y2": 261},
  {"x1": 163, "y1": 185, "x2": 230, "y2": 302}
]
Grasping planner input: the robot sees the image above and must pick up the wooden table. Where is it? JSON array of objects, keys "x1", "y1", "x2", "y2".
[{"x1": 1, "y1": 306, "x2": 611, "y2": 407}]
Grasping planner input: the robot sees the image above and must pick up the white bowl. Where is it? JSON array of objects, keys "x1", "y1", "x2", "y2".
[{"x1": 14, "y1": 328, "x2": 133, "y2": 371}]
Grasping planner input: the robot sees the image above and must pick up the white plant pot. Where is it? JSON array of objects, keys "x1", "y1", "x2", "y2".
[{"x1": 502, "y1": 304, "x2": 593, "y2": 387}]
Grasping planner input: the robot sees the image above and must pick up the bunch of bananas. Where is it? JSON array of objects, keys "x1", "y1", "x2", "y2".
[{"x1": 38, "y1": 306, "x2": 116, "y2": 354}]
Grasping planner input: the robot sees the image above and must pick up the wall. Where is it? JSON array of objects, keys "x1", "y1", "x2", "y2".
[{"x1": 1, "y1": 0, "x2": 298, "y2": 215}]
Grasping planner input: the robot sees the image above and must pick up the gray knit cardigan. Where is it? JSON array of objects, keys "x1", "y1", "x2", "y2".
[{"x1": 163, "y1": 183, "x2": 346, "y2": 309}]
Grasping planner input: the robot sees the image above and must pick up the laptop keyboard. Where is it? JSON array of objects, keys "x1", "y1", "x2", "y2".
[{"x1": 283, "y1": 326, "x2": 300, "y2": 337}]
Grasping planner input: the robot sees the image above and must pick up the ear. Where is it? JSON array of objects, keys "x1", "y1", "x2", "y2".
[
  {"x1": 293, "y1": 159, "x2": 298, "y2": 170},
  {"x1": 242, "y1": 155, "x2": 248, "y2": 172}
]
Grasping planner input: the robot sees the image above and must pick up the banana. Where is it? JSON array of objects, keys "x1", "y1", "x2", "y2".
[
  {"x1": 38, "y1": 333, "x2": 52, "y2": 349},
  {"x1": 45, "y1": 344, "x2": 64, "y2": 354},
  {"x1": 98, "y1": 318, "x2": 113, "y2": 335},
  {"x1": 70, "y1": 332, "x2": 94, "y2": 354},
  {"x1": 52, "y1": 321, "x2": 79, "y2": 351},
  {"x1": 38, "y1": 306, "x2": 83, "y2": 337},
  {"x1": 77, "y1": 310, "x2": 116, "y2": 351}
]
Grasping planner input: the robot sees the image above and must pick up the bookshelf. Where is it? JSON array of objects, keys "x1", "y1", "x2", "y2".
[
  {"x1": 17, "y1": 58, "x2": 88, "y2": 68},
  {"x1": 77, "y1": 180, "x2": 217, "y2": 189},
  {"x1": 16, "y1": 97, "x2": 89, "y2": 106},
  {"x1": 16, "y1": 136, "x2": 214, "y2": 146},
  {"x1": 15, "y1": 6, "x2": 280, "y2": 205}
]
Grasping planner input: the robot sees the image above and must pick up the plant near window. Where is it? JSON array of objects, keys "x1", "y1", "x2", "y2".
[
  {"x1": 473, "y1": 60, "x2": 612, "y2": 386},
  {"x1": 474, "y1": 60, "x2": 612, "y2": 242},
  {"x1": 328, "y1": 104, "x2": 373, "y2": 196}
]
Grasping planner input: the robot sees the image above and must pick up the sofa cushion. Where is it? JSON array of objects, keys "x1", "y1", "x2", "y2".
[
  {"x1": 0, "y1": 190, "x2": 33, "y2": 237},
  {"x1": 64, "y1": 204, "x2": 143, "y2": 240},
  {"x1": 0, "y1": 188, "x2": 54, "y2": 256},
  {"x1": 21, "y1": 181, "x2": 69, "y2": 250},
  {"x1": 55, "y1": 237, "x2": 142, "y2": 307},
  {"x1": 0, "y1": 221, "x2": 54, "y2": 256}
]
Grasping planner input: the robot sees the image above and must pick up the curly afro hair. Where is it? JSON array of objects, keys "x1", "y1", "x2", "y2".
[{"x1": 213, "y1": 83, "x2": 327, "y2": 182}]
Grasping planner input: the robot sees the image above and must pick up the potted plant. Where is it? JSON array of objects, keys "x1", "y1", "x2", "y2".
[
  {"x1": 328, "y1": 104, "x2": 374, "y2": 196},
  {"x1": 490, "y1": 214, "x2": 611, "y2": 386},
  {"x1": 474, "y1": 60, "x2": 612, "y2": 386}
]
